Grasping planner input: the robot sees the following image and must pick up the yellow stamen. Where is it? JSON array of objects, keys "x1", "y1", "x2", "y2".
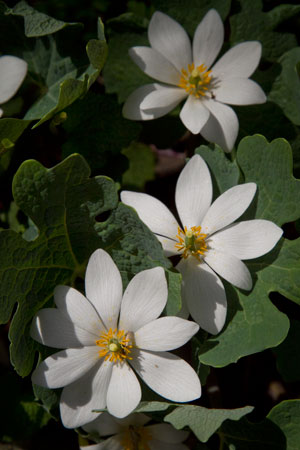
[
  {"x1": 96, "y1": 328, "x2": 133, "y2": 363},
  {"x1": 175, "y1": 225, "x2": 208, "y2": 260},
  {"x1": 178, "y1": 62, "x2": 212, "y2": 98},
  {"x1": 121, "y1": 425, "x2": 152, "y2": 450}
]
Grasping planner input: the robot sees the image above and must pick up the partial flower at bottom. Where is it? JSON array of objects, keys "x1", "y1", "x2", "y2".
[
  {"x1": 31, "y1": 249, "x2": 201, "y2": 429},
  {"x1": 0, "y1": 55, "x2": 27, "y2": 117},
  {"x1": 121, "y1": 154, "x2": 283, "y2": 335},
  {"x1": 80, "y1": 412, "x2": 189, "y2": 450}
]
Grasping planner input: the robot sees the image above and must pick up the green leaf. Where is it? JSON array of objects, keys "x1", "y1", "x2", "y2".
[
  {"x1": 0, "y1": 118, "x2": 31, "y2": 172},
  {"x1": 196, "y1": 135, "x2": 300, "y2": 367},
  {"x1": 5, "y1": 0, "x2": 80, "y2": 37},
  {"x1": 195, "y1": 144, "x2": 240, "y2": 196},
  {"x1": 103, "y1": 14, "x2": 151, "y2": 103},
  {"x1": 0, "y1": 154, "x2": 118, "y2": 376},
  {"x1": 33, "y1": 384, "x2": 59, "y2": 417},
  {"x1": 237, "y1": 135, "x2": 300, "y2": 225},
  {"x1": 269, "y1": 47, "x2": 300, "y2": 126},
  {"x1": 135, "y1": 401, "x2": 172, "y2": 413},
  {"x1": 122, "y1": 142, "x2": 155, "y2": 190},
  {"x1": 274, "y1": 320, "x2": 300, "y2": 382},
  {"x1": 152, "y1": 0, "x2": 231, "y2": 35},
  {"x1": 165, "y1": 405, "x2": 253, "y2": 443},
  {"x1": 164, "y1": 269, "x2": 182, "y2": 316},
  {"x1": 221, "y1": 400, "x2": 300, "y2": 450},
  {"x1": 230, "y1": 0, "x2": 300, "y2": 61},
  {"x1": 268, "y1": 400, "x2": 300, "y2": 450},
  {"x1": 24, "y1": 19, "x2": 107, "y2": 127},
  {"x1": 249, "y1": 238, "x2": 300, "y2": 306},
  {"x1": 0, "y1": 3, "x2": 107, "y2": 127},
  {"x1": 62, "y1": 92, "x2": 141, "y2": 173}
]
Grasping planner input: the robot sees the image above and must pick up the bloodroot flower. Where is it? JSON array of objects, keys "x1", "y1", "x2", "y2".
[
  {"x1": 81, "y1": 412, "x2": 189, "y2": 450},
  {"x1": 31, "y1": 249, "x2": 201, "y2": 429},
  {"x1": 122, "y1": 9, "x2": 266, "y2": 151},
  {"x1": 0, "y1": 55, "x2": 27, "y2": 117},
  {"x1": 121, "y1": 155, "x2": 283, "y2": 335}
]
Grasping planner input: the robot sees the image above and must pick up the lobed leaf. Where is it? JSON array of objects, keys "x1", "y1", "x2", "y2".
[
  {"x1": 0, "y1": 154, "x2": 118, "y2": 376},
  {"x1": 5, "y1": 0, "x2": 81, "y2": 37},
  {"x1": 197, "y1": 135, "x2": 300, "y2": 366},
  {"x1": 165, "y1": 405, "x2": 253, "y2": 442},
  {"x1": 268, "y1": 47, "x2": 300, "y2": 126}
]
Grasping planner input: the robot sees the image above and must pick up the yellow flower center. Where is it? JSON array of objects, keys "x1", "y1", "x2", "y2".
[
  {"x1": 175, "y1": 225, "x2": 208, "y2": 260},
  {"x1": 121, "y1": 425, "x2": 152, "y2": 450},
  {"x1": 96, "y1": 328, "x2": 133, "y2": 363},
  {"x1": 178, "y1": 62, "x2": 212, "y2": 98}
]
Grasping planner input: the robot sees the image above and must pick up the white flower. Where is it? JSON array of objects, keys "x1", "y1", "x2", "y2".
[
  {"x1": 31, "y1": 249, "x2": 200, "y2": 429},
  {"x1": 121, "y1": 154, "x2": 283, "y2": 335},
  {"x1": 0, "y1": 55, "x2": 27, "y2": 117},
  {"x1": 80, "y1": 412, "x2": 189, "y2": 450},
  {"x1": 122, "y1": 9, "x2": 266, "y2": 151}
]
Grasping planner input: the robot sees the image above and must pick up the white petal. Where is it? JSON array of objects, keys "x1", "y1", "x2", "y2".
[
  {"x1": 175, "y1": 154, "x2": 212, "y2": 229},
  {"x1": 140, "y1": 84, "x2": 187, "y2": 111},
  {"x1": 179, "y1": 96, "x2": 210, "y2": 134},
  {"x1": 31, "y1": 308, "x2": 97, "y2": 348},
  {"x1": 209, "y1": 220, "x2": 283, "y2": 260},
  {"x1": 156, "y1": 235, "x2": 180, "y2": 257},
  {"x1": 0, "y1": 55, "x2": 27, "y2": 103},
  {"x1": 214, "y1": 78, "x2": 266, "y2": 105},
  {"x1": 80, "y1": 436, "x2": 123, "y2": 450},
  {"x1": 212, "y1": 41, "x2": 262, "y2": 79},
  {"x1": 204, "y1": 250, "x2": 252, "y2": 290},
  {"x1": 119, "y1": 267, "x2": 168, "y2": 332},
  {"x1": 85, "y1": 249, "x2": 123, "y2": 330},
  {"x1": 106, "y1": 362, "x2": 141, "y2": 418},
  {"x1": 177, "y1": 258, "x2": 227, "y2": 334},
  {"x1": 32, "y1": 346, "x2": 99, "y2": 389},
  {"x1": 148, "y1": 423, "x2": 189, "y2": 443},
  {"x1": 148, "y1": 11, "x2": 192, "y2": 72},
  {"x1": 54, "y1": 285, "x2": 105, "y2": 336},
  {"x1": 134, "y1": 316, "x2": 199, "y2": 351},
  {"x1": 201, "y1": 183, "x2": 257, "y2": 235},
  {"x1": 129, "y1": 46, "x2": 181, "y2": 85},
  {"x1": 130, "y1": 349, "x2": 201, "y2": 402},
  {"x1": 193, "y1": 9, "x2": 224, "y2": 68},
  {"x1": 123, "y1": 83, "x2": 183, "y2": 120},
  {"x1": 201, "y1": 99, "x2": 239, "y2": 151},
  {"x1": 121, "y1": 191, "x2": 179, "y2": 243},
  {"x1": 60, "y1": 359, "x2": 113, "y2": 428},
  {"x1": 83, "y1": 411, "x2": 122, "y2": 435},
  {"x1": 199, "y1": 112, "x2": 231, "y2": 152}
]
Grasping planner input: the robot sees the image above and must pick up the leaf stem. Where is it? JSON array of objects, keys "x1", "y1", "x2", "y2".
[{"x1": 218, "y1": 431, "x2": 225, "y2": 450}]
